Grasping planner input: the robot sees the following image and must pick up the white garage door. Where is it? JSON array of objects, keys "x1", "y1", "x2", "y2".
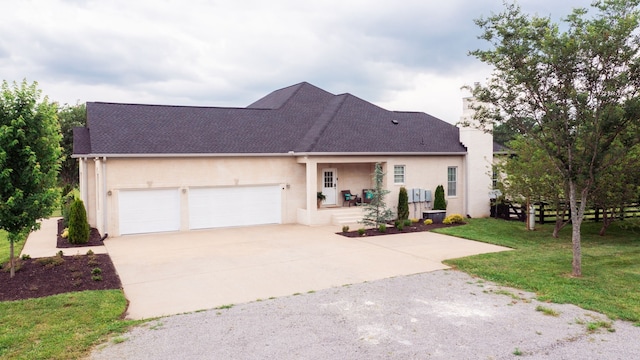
[
  {"x1": 119, "y1": 189, "x2": 180, "y2": 235},
  {"x1": 189, "y1": 185, "x2": 281, "y2": 229}
]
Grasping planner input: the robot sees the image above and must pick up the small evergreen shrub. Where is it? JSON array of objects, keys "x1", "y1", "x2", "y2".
[
  {"x1": 403, "y1": 219, "x2": 412, "y2": 227},
  {"x1": 358, "y1": 228, "x2": 366, "y2": 236},
  {"x1": 68, "y1": 199, "x2": 90, "y2": 244},
  {"x1": 397, "y1": 187, "x2": 409, "y2": 220},
  {"x1": 342, "y1": 225, "x2": 350, "y2": 232},
  {"x1": 378, "y1": 224, "x2": 387, "y2": 233},
  {"x1": 423, "y1": 219, "x2": 433, "y2": 225},
  {"x1": 443, "y1": 213, "x2": 465, "y2": 224},
  {"x1": 433, "y1": 185, "x2": 446, "y2": 210},
  {"x1": 410, "y1": 218, "x2": 419, "y2": 223},
  {"x1": 397, "y1": 223, "x2": 404, "y2": 231}
]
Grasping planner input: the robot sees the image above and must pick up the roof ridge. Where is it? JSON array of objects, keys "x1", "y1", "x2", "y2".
[
  {"x1": 295, "y1": 94, "x2": 347, "y2": 152},
  {"x1": 87, "y1": 101, "x2": 252, "y2": 111}
]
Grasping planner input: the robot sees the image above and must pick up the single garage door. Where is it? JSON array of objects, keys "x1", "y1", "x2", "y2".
[
  {"x1": 189, "y1": 185, "x2": 281, "y2": 229},
  {"x1": 119, "y1": 189, "x2": 180, "y2": 235}
]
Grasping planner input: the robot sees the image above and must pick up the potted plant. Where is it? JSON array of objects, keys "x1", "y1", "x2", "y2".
[{"x1": 317, "y1": 192, "x2": 326, "y2": 208}]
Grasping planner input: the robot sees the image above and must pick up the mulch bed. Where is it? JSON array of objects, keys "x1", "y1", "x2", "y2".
[
  {"x1": 0, "y1": 220, "x2": 122, "y2": 302},
  {"x1": 339, "y1": 221, "x2": 463, "y2": 237},
  {"x1": 56, "y1": 218, "x2": 104, "y2": 248},
  {"x1": 0, "y1": 254, "x2": 122, "y2": 302}
]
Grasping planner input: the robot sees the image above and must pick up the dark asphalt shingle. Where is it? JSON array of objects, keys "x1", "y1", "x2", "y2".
[{"x1": 73, "y1": 82, "x2": 467, "y2": 156}]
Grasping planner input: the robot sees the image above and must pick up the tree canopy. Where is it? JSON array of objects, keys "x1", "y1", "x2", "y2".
[
  {"x1": 0, "y1": 80, "x2": 62, "y2": 277},
  {"x1": 58, "y1": 103, "x2": 86, "y2": 188},
  {"x1": 469, "y1": 0, "x2": 640, "y2": 276}
]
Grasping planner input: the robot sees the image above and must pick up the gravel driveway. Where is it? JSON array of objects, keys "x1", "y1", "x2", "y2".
[{"x1": 90, "y1": 270, "x2": 639, "y2": 359}]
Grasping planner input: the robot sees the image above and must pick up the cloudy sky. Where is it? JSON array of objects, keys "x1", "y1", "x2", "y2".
[{"x1": 1, "y1": 0, "x2": 591, "y2": 123}]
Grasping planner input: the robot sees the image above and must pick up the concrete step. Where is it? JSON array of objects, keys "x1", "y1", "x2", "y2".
[{"x1": 331, "y1": 207, "x2": 364, "y2": 226}]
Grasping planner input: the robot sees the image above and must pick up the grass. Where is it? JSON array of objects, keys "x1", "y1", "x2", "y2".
[
  {"x1": 436, "y1": 218, "x2": 640, "y2": 324},
  {"x1": 535, "y1": 305, "x2": 560, "y2": 317},
  {"x1": 0, "y1": 230, "x2": 26, "y2": 265},
  {"x1": 0, "y1": 290, "x2": 138, "y2": 360}
]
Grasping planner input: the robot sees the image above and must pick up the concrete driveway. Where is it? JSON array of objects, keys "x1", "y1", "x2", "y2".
[{"x1": 104, "y1": 225, "x2": 509, "y2": 319}]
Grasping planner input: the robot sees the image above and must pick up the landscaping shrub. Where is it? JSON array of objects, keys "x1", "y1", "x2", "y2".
[
  {"x1": 68, "y1": 199, "x2": 90, "y2": 244},
  {"x1": 433, "y1": 185, "x2": 446, "y2": 210},
  {"x1": 397, "y1": 187, "x2": 409, "y2": 220},
  {"x1": 358, "y1": 228, "x2": 366, "y2": 236},
  {"x1": 378, "y1": 224, "x2": 387, "y2": 233},
  {"x1": 443, "y1": 213, "x2": 465, "y2": 224},
  {"x1": 60, "y1": 188, "x2": 77, "y2": 227},
  {"x1": 403, "y1": 219, "x2": 412, "y2": 226},
  {"x1": 423, "y1": 219, "x2": 433, "y2": 225},
  {"x1": 410, "y1": 218, "x2": 419, "y2": 223},
  {"x1": 342, "y1": 225, "x2": 349, "y2": 232}
]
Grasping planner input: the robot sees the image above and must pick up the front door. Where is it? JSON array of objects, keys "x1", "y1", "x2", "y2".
[{"x1": 321, "y1": 168, "x2": 337, "y2": 205}]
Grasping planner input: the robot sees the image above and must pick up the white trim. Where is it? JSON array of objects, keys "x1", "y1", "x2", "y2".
[{"x1": 72, "y1": 151, "x2": 467, "y2": 158}]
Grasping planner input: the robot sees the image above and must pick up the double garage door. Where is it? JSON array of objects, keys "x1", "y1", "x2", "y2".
[{"x1": 119, "y1": 185, "x2": 281, "y2": 235}]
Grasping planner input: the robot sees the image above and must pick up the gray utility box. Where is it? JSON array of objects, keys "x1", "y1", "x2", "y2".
[
  {"x1": 423, "y1": 210, "x2": 446, "y2": 223},
  {"x1": 423, "y1": 189, "x2": 432, "y2": 202}
]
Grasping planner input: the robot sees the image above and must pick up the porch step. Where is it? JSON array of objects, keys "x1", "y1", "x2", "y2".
[{"x1": 331, "y1": 207, "x2": 364, "y2": 226}]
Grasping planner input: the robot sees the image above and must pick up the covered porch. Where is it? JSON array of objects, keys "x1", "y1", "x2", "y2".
[{"x1": 296, "y1": 156, "x2": 382, "y2": 226}]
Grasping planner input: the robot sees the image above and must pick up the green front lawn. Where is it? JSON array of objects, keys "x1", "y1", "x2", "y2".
[
  {"x1": 0, "y1": 291, "x2": 136, "y2": 359},
  {"x1": 436, "y1": 218, "x2": 640, "y2": 324},
  {"x1": 1, "y1": 230, "x2": 137, "y2": 360}
]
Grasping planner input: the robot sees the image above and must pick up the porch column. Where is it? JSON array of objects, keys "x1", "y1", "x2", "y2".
[
  {"x1": 305, "y1": 158, "x2": 318, "y2": 225},
  {"x1": 79, "y1": 157, "x2": 88, "y2": 208},
  {"x1": 94, "y1": 158, "x2": 105, "y2": 235}
]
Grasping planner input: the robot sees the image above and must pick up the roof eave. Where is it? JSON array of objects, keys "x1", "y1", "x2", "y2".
[{"x1": 72, "y1": 151, "x2": 467, "y2": 158}]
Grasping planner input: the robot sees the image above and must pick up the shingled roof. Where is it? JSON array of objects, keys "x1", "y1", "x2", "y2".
[{"x1": 73, "y1": 82, "x2": 467, "y2": 156}]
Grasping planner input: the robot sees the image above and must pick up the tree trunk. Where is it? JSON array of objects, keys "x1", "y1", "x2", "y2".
[
  {"x1": 10, "y1": 240, "x2": 15, "y2": 278},
  {"x1": 553, "y1": 205, "x2": 569, "y2": 238},
  {"x1": 599, "y1": 209, "x2": 612, "y2": 236},
  {"x1": 568, "y1": 181, "x2": 587, "y2": 277}
]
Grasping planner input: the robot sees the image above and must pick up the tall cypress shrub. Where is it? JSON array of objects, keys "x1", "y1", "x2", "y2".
[
  {"x1": 68, "y1": 199, "x2": 90, "y2": 244},
  {"x1": 397, "y1": 187, "x2": 409, "y2": 220},
  {"x1": 433, "y1": 185, "x2": 446, "y2": 210}
]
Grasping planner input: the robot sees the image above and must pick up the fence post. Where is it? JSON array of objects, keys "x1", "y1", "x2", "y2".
[
  {"x1": 594, "y1": 208, "x2": 600, "y2": 222},
  {"x1": 539, "y1": 203, "x2": 545, "y2": 224}
]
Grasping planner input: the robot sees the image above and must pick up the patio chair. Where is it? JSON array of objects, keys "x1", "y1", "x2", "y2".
[
  {"x1": 341, "y1": 190, "x2": 359, "y2": 207},
  {"x1": 362, "y1": 189, "x2": 374, "y2": 204}
]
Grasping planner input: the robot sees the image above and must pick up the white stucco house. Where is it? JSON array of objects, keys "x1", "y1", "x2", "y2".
[{"x1": 73, "y1": 82, "x2": 493, "y2": 237}]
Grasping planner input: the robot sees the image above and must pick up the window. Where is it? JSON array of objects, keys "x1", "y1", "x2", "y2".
[
  {"x1": 447, "y1": 167, "x2": 457, "y2": 196},
  {"x1": 492, "y1": 166, "x2": 498, "y2": 189},
  {"x1": 394, "y1": 165, "x2": 405, "y2": 184}
]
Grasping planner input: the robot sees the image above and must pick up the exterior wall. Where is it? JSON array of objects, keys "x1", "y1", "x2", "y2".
[
  {"x1": 311, "y1": 155, "x2": 465, "y2": 219},
  {"x1": 458, "y1": 96, "x2": 493, "y2": 218},
  {"x1": 81, "y1": 154, "x2": 467, "y2": 234},
  {"x1": 86, "y1": 156, "x2": 306, "y2": 236}
]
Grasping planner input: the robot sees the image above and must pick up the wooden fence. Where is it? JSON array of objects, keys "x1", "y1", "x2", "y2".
[{"x1": 490, "y1": 201, "x2": 640, "y2": 224}]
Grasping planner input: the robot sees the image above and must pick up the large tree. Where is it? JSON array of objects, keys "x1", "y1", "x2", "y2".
[
  {"x1": 468, "y1": 0, "x2": 640, "y2": 276},
  {"x1": 497, "y1": 136, "x2": 569, "y2": 237},
  {"x1": 58, "y1": 103, "x2": 86, "y2": 188},
  {"x1": 0, "y1": 80, "x2": 62, "y2": 277}
]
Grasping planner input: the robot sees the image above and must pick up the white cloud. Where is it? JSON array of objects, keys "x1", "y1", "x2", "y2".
[{"x1": 0, "y1": 0, "x2": 594, "y2": 123}]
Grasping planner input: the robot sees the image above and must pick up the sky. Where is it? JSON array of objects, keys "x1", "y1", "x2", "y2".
[{"x1": 0, "y1": 0, "x2": 593, "y2": 124}]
